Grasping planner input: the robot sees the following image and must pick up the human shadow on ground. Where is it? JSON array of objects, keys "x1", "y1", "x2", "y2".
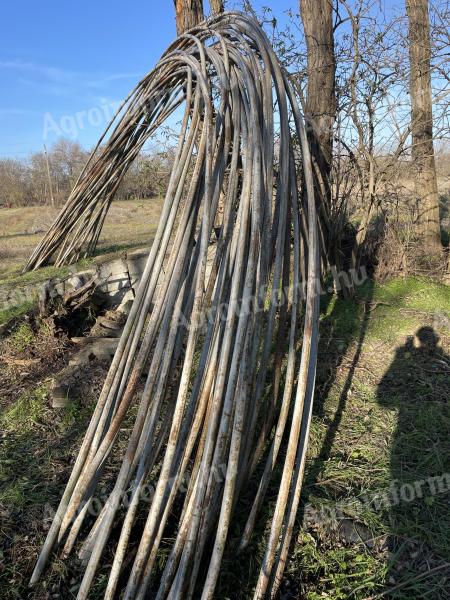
[
  {"x1": 375, "y1": 326, "x2": 450, "y2": 598},
  {"x1": 280, "y1": 287, "x2": 450, "y2": 599}
]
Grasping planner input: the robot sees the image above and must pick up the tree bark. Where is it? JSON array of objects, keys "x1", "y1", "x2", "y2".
[
  {"x1": 299, "y1": 0, "x2": 351, "y2": 293},
  {"x1": 300, "y1": 0, "x2": 336, "y2": 208},
  {"x1": 173, "y1": 0, "x2": 204, "y2": 35},
  {"x1": 210, "y1": 0, "x2": 224, "y2": 14},
  {"x1": 406, "y1": 0, "x2": 442, "y2": 255}
]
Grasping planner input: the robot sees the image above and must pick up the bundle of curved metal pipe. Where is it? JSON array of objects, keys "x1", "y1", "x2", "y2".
[{"x1": 28, "y1": 12, "x2": 320, "y2": 599}]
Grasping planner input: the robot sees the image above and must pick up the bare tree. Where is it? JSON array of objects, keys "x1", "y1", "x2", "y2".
[
  {"x1": 49, "y1": 139, "x2": 88, "y2": 204},
  {"x1": 406, "y1": 0, "x2": 442, "y2": 255},
  {"x1": 0, "y1": 139, "x2": 175, "y2": 208},
  {"x1": 0, "y1": 159, "x2": 30, "y2": 207},
  {"x1": 173, "y1": 0, "x2": 204, "y2": 35},
  {"x1": 334, "y1": 1, "x2": 411, "y2": 262}
]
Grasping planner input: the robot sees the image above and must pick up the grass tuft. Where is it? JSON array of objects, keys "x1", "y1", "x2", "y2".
[{"x1": 0, "y1": 384, "x2": 47, "y2": 432}]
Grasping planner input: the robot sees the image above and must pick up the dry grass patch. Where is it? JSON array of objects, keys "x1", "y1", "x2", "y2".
[{"x1": 0, "y1": 198, "x2": 163, "y2": 278}]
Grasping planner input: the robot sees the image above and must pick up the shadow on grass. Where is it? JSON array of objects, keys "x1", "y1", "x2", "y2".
[
  {"x1": 213, "y1": 279, "x2": 376, "y2": 599},
  {"x1": 375, "y1": 326, "x2": 450, "y2": 598},
  {"x1": 278, "y1": 284, "x2": 450, "y2": 599},
  {"x1": 312, "y1": 279, "x2": 374, "y2": 451},
  {"x1": 269, "y1": 280, "x2": 376, "y2": 597}
]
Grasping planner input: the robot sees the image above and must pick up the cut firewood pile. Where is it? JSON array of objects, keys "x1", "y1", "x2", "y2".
[{"x1": 27, "y1": 12, "x2": 320, "y2": 600}]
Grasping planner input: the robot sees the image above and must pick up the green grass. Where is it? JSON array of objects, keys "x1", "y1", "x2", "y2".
[
  {"x1": 283, "y1": 276, "x2": 450, "y2": 599},
  {"x1": 0, "y1": 298, "x2": 36, "y2": 326},
  {"x1": 321, "y1": 276, "x2": 450, "y2": 344},
  {"x1": 0, "y1": 385, "x2": 49, "y2": 509},
  {"x1": 0, "y1": 385, "x2": 47, "y2": 433},
  {"x1": 365, "y1": 278, "x2": 449, "y2": 343},
  {"x1": 369, "y1": 276, "x2": 450, "y2": 311},
  {"x1": 6, "y1": 321, "x2": 35, "y2": 352},
  {"x1": 0, "y1": 263, "x2": 77, "y2": 287},
  {"x1": 0, "y1": 384, "x2": 96, "y2": 598},
  {"x1": 0, "y1": 275, "x2": 448, "y2": 599},
  {"x1": 216, "y1": 276, "x2": 450, "y2": 599}
]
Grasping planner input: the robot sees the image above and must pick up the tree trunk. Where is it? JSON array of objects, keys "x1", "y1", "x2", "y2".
[
  {"x1": 173, "y1": 0, "x2": 204, "y2": 35},
  {"x1": 300, "y1": 0, "x2": 336, "y2": 207},
  {"x1": 406, "y1": 0, "x2": 442, "y2": 256},
  {"x1": 210, "y1": 0, "x2": 224, "y2": 14},
  {"x1": 300, "y1": 0, "x2": 350, "y2": 293}
]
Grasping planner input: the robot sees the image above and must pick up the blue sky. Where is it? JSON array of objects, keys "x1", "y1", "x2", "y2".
[
  {"x1": 0, "y1": 0, "x2": 294, "y2": 157},
  {"x1": 0, "y1": 0, "x2": 398, "y2": 157}
]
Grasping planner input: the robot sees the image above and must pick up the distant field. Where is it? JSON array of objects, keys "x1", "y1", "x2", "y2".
[{"x1": 0, "y1": 198, "x2": 164, "y2": 279}]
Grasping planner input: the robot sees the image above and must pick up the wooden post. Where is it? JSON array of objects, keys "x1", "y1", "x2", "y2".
[{"x1": 43, "y1": 144, "x2": 55, "y2": 208}]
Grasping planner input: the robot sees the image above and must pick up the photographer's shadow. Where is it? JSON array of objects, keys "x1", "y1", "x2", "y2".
[{"x1": 377, "y1": 326, "x2": 450, "y2": 596}]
